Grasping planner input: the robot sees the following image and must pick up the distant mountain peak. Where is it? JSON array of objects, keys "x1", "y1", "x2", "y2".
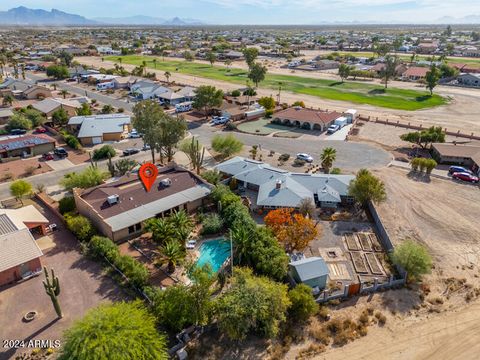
[{"x1": 0, "y1": 6, "x2": 96, "y2": 25}]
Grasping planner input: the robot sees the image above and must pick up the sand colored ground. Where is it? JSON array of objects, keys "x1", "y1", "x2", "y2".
[{"x1": 77, "y1": 56, "x2": 480, "y2": 134}]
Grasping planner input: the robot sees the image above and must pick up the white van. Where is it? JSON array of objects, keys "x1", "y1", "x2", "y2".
[{"x1": 175, "y1": 102, "x2": 193, "y2": 113}]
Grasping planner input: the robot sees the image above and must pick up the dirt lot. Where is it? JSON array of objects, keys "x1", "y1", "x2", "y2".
[{"x1": 0, "y1": 156, "x2": 53, "y2": 182}]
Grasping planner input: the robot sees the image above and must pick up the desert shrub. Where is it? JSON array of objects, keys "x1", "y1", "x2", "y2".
[
  {"x1": 332, "y1": 332, "x2": 349, "y2": 346},
  {"x1": 358, "y1": 312, "x2": 370, "y2": 326},
  {"x1": 278, "y1": 153, "x2": 290, "y2": 161},
  {"x1": 374, "y1": 311, "x2": 387, "y2": 325},
  {"x1": 288, "y1": 284, "x2": 318, "y2": 322},
  {"x1": 326, "y1": 318, "x2": 343, "y2": 334},
  {"x1": 59, "y1": 196, "x2": 76, "y2": 214},
  {"x1": 225, "y1": 122, "x2": 237, "y2": 131},
  {"x1": 201, "y1": 213, "x2": 224, "y2": 235},
  {"x1": 309, "y1": 324, "x2": 330, "y2": 345},
  {"x1": 298, "y1": 344, "x2": 325, "y2": 358},
  {"x1": 201, "y1": 169, "x2": 222, "y2": 185},
  {"x1": 330, "y1": 167, "x2": 341, "y2": 174},
  {"x1": 24, "y1": 165, "x2": 37, "y2": 176},
  {"x1": 231, "y1": 90, "x2": 241, "y2": 97},
  {"x1": 357, "y1": 325, "x2": 368, "y2": 337},
  {"x1": 65, "y1": 214, "x2": 95, "y2": 242},
  {"x1": 89, "y1": 236, "x2": 120, "y2": 262},
  {"x1": 92, "y1": 145, "x2": 116, "y2": 160},
  {"x1": 294, "y1": 158, "x2": 306, "y2": 166},
  {"x1": 64, "y1": 134, "x2": 81, "y2": 149},
  {"x1": 115, "y1": 255, "x2": 149, "y2": 289},
  {"x1": 318, "y1": 306, "x2": 330, "y2": 320},
  {"x1": 265, "y1": 109, "x2": 274, "y2": 118}
]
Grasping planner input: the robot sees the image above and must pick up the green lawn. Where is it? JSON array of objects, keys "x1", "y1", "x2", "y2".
[{"x1": 107, "y1": 55, "x2": 447, "y2": 111}]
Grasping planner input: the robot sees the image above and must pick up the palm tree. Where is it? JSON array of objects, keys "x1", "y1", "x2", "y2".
[
  {"x1": 321, "y1": 147, "x2": 337, "y2": 174},
  {"x1": 231, "y1": 225, "x2": 252, "y2": 266},
  {"x1": 60, "y1": 90, "x2": 69, "y2": 99},
  {"x1": 159, "y1": 240, "x2": 185, "y2": 273},
  {"x1": 169, "y1": 210, "x2": 193, "y2": 242},
  {"x1": 277, "y1": 81, "x2": 283, "y2": 105},
  {"x1": 2, "y1": 94, "x2": 14, "y2": 107},
  {"x1": 164, "y1": 71, "x2": 171, "y2": 84},
  {"x1": 142, "y1": 60, "x2": 147, "y2": 76},
  {"x1": 145, "y1": 218, "x2": 175, "y2": 244},
  {"x1": 117, "y1": 57, "x2": 122, "y2": 65},
  {"x1": 152, "y1": 58, "x2": 157, "y2": 69}
]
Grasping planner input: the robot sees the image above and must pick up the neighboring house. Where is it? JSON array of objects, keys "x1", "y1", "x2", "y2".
[
  {"x1": 416, "y1": 41, "x2": 439, "y2": 54},
  {"x1": 456, "y1": 73, "x2": 480, "y2": 88},
  {"x1": 0, "y1": 205, "x2": 49, "y2": 286},
  {"x1": 222, "y1": 50, "x2": 244, "y2": 60},
  {"x1": 289, "y1": 257, "x2": 329, "y2": 289},
  {"x1": 0, "y1": 134, "x2": 56, "y2": 159},
  {"x1": 0, "y1": 78, "x2": 36, "y2": 93},
  {"x1": 370, "y1": 63, "x2": 407, "y2": 77},
  {"x1": 224, "y1": 95, "x2": 257, "y2": 106},
  {"x1": 69, "y1": 67, "x2": 100, "y2": 79},
  {"x1": 431, "y1": 143, "x2": 480, "y2": 175},
  {"x1": 176, "y1": 86, "x2": 197, "y2": 102},
  {"x1": 113, "y1": 76, "x2": 138, "y2": 89},
  {"x1": 130, "y1": 81, "x2": 169, "y2": 100},
  {"x1": 22, "y1": 85, "x2": 52, "y2": 100},
  {"x1": 402, "y1": 67, "x2": 429, "y2": 81},
  {"x1": 215, "y1": 157, "x2": 355, "y2": 209},
  {"x1": 74, "y1": 163, "x2": 212, "y2": 242},
  {"x1": 68, "y1": 114, "x2": 132, "y2": 146},
  {"x1": 33, "y1": 97, "x2": 85, "y2": 118},
  {"x1": 0, "y1": 108, "x2": 13, "y2": 125},
  {"x1": 272, "y1": 107, "x2": 344, "y2": 131},
  {"x1": 314, "y1": 60, "x2": 340, "y2": 70},
  {"x1": 158, "y1": 89, "x2": 185, "y2": 105}
]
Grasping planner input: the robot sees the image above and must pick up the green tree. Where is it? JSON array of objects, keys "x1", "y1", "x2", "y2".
[
  {"x1": 391, "y1": 239, "x2": 432, "y2": 281},
  {"x1": 132, "y1": 100, "x2": 164, "y2": 163},
  {"x1": 373, "y1": 42, "x2": 392, "y2": 58},
  {"x1": 243, "y1": 47, "x2": 259, "y2": 68},
  {"x1": 206, "y1": 51, "x2": 217, "y2": 66},
  {"x1": 46, "y1": 65, "x2": 69, "y2": 79},
  {"x1": 211, "y1": 134, "x2": 243, "y2": 158},
  {"x1": 60, "y1": 89, "x2": 69, "y2": 99},
  {"x1": 425, "y1": 63, "x2": 441, "y2": 95},
  {"x1": 288, "y1": 284, "x2": 318, "y2": 322},
  {"x1": 52, "y1": 108, "x2": 69, "y2": 126},
  {"x1": 183, "y1": 51, "x2": 194, "y2": 61},
  {"x1": 151, "y1": 284, "x2": 195, "y2": 331},
  {"x1": 145, "y1": 217, "x2": 175, "y2": 244},
  {"x1": 59, "y1": 301, "x2": 168, "y2": 360},
  {"x1": 164, "y1": 71, "x2": 171, "y2": 84},
  {"x1": 216, "y1": 268, "x2": 291, "y2": 340},
  {"x1": 22, "y1": 108, "x2": 45, "y2": 127},
  {"x1": 157, "y1": 114, "x2": 187, "y2": 162},
  {"x1": 77, "y1": 103, "x2": 92, "y2": 116},
  {"x1": 92, "y1": 144, "x2": 116, "y2": 160},
  {"x1": 101, "y1": 104, "x2": 115, "y2": 114},
  {"x1": 58, "y1": 50, "x2": 74, "y2": 67},
  {"x1": 380, "y1": 55, "x2": 398, "y2": 89},
  {"x1": 320, "y1": 147, "x2": 337, "y2": 174},
  {"x1": 115, "y1": 158, "x2": 138, "y2": 176},
  {"x1": 10, "y1": 180, "x2": 32, "y2": 205},
  {"x1": 192, "y1": 85, "x2": 224, "y2": 120},
  {"x1": 338, "y1": 63, "x2": 351, "y2": 83},
  {"x1": 201, "y1": 169, "x2": 222, "y2": 185},
  {"x1": 248, "y1": 62, "x2": 267, "y2": 87},
  {"x1": 400, "y1": 126, "x2": 446, "y2": 149},
  {"x1": 169, "y1": 210, "x2": 193, "y2": 242},
  {"x1": 2, "y1": 94, "x2": 14, "y2": 107},
  {"x1": 7, "y1": 113, "x2": 32, "y2": 130},
  {"x1": 159, "y1": 239, "x2": 185, "y2": 273},
  {"x1": 348, "y1": 169, "x2": 387, "y2": 206},
  {"x1": 61, "y1": 166, "x2": 108, "y2": 190},
  {"x1": 65, "y1": 214, "x2": 95, "y2": 242},
  {"x1": 257, "y1": 96, "x2": 275, "y2": 110}
]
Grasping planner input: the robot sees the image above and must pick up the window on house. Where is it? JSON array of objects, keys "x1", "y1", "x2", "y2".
[
  {"x1": 135, "y1": 223, "x2": 141, "y2": 232},
  {"x1": 128, "y1": 225, "x2": 135, "y2": 234}
]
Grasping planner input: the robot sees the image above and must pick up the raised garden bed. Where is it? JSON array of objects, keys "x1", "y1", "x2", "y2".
[
  {"x1": 350, "y1": 251, "x2": 368, "y2": 274},
  {"x1": 344, "y1": 233, "x2": 361, "y2": 251},
  {"x1": 365, "y1": 252, "x2": 384, "y2": 275},
  {"x1": 357, "y1": 233, "x2": 373, "y2": 252},
  {"x1": 369, "y1": 233, "x2": 383, "y2": 252}
]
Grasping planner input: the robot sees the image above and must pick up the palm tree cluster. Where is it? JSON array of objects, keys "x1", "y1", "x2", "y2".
[{"x1": 145, "y1": 210, "x2": 194, "y2": 273}]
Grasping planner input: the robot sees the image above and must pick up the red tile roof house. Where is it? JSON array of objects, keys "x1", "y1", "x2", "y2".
[
  {"x1": 401, "y1": 67, "x2": 429, "y2": 81},
  {"x1": 0, "y1": 134, "x2": 56, "y2": 159},
  {"x1": 73, "y1": 163, "x2": 212, "y2": 242},
  {"x1": 272, "y1": 107, "x2": 343, "y2": 131}
]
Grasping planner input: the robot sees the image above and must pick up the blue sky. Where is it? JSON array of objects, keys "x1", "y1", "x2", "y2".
[{"x1": 3, "y1": 1, "x2": 480, "y2": 24}]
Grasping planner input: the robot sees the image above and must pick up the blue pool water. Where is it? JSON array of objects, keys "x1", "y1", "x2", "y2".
[{"x1": 196, "y1": 239, "x2": 231, "y2": 272}]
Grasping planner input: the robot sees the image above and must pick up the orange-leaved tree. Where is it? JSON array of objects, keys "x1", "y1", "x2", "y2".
[{"x1": 264, "y1": 208, "x2": 319, "y2": 252}]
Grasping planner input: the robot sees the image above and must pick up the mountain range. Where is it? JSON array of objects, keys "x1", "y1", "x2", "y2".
[{"x1": 0, "y1": 7, "x2": 204, "y2": 26}]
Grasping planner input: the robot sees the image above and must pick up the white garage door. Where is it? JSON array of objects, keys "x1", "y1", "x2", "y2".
[{"x1": 92, "y1": 137, "x2": 102, "y2": 145}]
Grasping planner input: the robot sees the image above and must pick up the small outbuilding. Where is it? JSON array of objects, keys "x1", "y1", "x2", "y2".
[{"x1": 289, "y1": 256, "x2": 329, "y2": 289}]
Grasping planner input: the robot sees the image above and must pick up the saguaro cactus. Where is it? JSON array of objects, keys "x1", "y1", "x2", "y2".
[{"x1": 43, "y1": 267, "x2": 62, "y2": 318}]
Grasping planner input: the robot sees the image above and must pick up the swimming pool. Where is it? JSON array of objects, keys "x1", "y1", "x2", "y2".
[{"x1": 196, "y1": 239, "x2": 231, "y2": 272}]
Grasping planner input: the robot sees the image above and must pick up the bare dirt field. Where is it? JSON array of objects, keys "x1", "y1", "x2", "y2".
[{"x1": 77, "y1": 57, "x2": 480, "y2": 134}]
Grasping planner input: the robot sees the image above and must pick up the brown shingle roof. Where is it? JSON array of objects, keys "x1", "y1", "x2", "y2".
[
  {"x1": 433, "y1": 143, "x2": 480, "y2": 164},
  {"x1": 80, "y1": 165, "x2": 207, "y2": 219},
  {"x1": 274, "y1": 108, "x2": 342, "y2": 125},
  {"x1": 403, "y1": 67, "x2": 429, "y2": 78}
]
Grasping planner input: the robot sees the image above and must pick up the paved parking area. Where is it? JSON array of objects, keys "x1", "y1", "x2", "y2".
[{"x1": 0, "y1": 201, "x2": 127, "y2": 359}]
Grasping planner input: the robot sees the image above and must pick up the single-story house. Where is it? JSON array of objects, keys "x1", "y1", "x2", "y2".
[
  {"x1": 215, "y1": 157, "x2": 355, "y2": 209},
  {"x1": 0, "y1": 108, "x2": 14, "y2": 124},
  {"x1": 0, "y1": 205, "x2": 49, "y2": 286},
  {"x1": 370, "y1": 63, "x2": 407, "y2": 77},
  {"x1": 176, "y1": 86, "x2": 197, "y2": 102},
  {"x1": 22, "y1": 85, "x2": 52, "y2": 100},
  {"x1": 158, "y1": 90, "x2": 185, "y2": 105},
  {"x1": 113, "y1": 76, "x2": 139, "y2": 89},
  {"x1": 402, "y1": 67, "x2": 429, "y2": 81},
  {"x1": 314, "y1": 60, "x2": 340, "y2": 70},
  {"x1": 0, "y1": 78, "x2": 36, "y2": 93},
  {"x1": 289, "y1": 256, "x2": 329, "y2": 289},
  {"x1": 225, "y1": 95, "x2": 257, "y2": 106},
  {"x1": 130, "y1": 81, "x2": 169, "y2": 100},
  {"x1": 74, "y1": 163, "x2": 212, "y2": 242},
  {"x1": 272, "y1": 107, "x2": 344, "y2": 132},
  {"x1": 68, "y1": 114, "x2": 132, "y2": 146},
  {"x1": 431, "y1": 143, "x2": 480, "y2": 175},
  {"x1": 33, "y1": 97, "x2": 85, "y2": 118},
  {"x1": 0, "y1": 134, "x2": 56, "y2": 159},
  {"x1": 456, "y1": 73, "x2": 480, "y2": 88}
]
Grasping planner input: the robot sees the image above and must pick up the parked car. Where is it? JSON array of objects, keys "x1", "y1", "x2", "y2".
[
  {"x1": 142, "y1": 144, "x2": 151, "y2": 151},
  {"x1": 53, "y1": 147, "x2": 68, "y2": 158},
  {"x1": 123, "y1": 148, "x2": 140, "y2": 156},
  {"x1": 327, "y1": 124, "x2": 340, "y2": 134},
  {"x1": 448, "y1": 166, "x2": 473, "y2": 175},
  {"x1": 34, "y1": 127, "x2": 47, "y2": 134},
  {"x1": 296, "y1": 153, "x2": 314, "y2": 163},
  {"x1": 452, "y1": 172, "x2": 479, "y2": 183},
  {"x1": 9, "y1": 129, "x2": 27, "y2": 135},
  {"x1": 211, "y1": 116, "x2": 230, "y2": 125},
  {"x1": 42, "y1": 152, "x2": 54, "y2": 161},
  {"x1": 128, "y1": 130, "x2": 142, "y2": 138}
]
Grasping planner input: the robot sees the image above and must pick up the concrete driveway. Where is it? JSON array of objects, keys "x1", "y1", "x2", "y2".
[
  {"x1": 0, "y1": 201, "x2": 127, "y2": 360},
  {"x1": 45, "y1": 158, "x2": 75, "y2": 171}
]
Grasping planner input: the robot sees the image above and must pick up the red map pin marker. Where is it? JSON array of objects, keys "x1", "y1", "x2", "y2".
[{"x1": 139, "y1": 163, "x2": 158, "y2": 192}]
